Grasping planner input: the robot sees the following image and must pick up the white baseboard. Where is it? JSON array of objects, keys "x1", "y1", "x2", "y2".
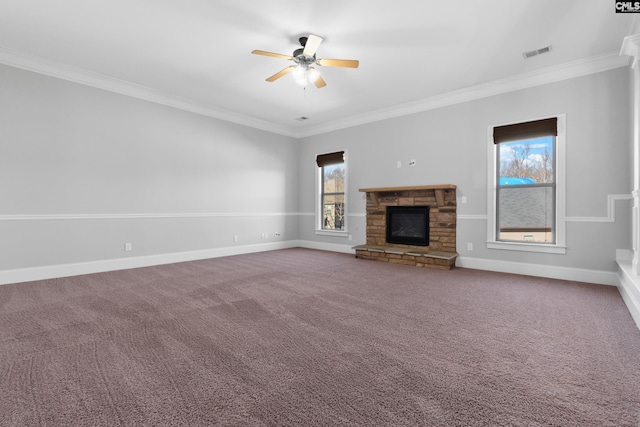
[
  {"x1": 455, "y1": 255, "x2": 617, "y2": 286},
  {"x1": 296, "y1": 242, "x2": 618, "y2": 286},
  {"x1": 0, "y1": 239, "x2": 621, "y2": 291},
  {"x1": 616, "y1": 257, "x2": 640, "y2": 330},
  {"x1": 0, "y1": 241, "x2": 299, "y2": 285}
]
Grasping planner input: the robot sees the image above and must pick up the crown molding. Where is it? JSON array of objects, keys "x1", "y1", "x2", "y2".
[
  {"x1": 0, "y1": 45, "x2": 629, "y2": 140},
  {"x1": 0, "y1": 45, "x2": 297, "y2": 138},
  {"x1": 621, "y1": 33, "x2": 640, "y2": 68},
  {"x1": 295, "y1": 51, "x2": 629, "y2": 138}
]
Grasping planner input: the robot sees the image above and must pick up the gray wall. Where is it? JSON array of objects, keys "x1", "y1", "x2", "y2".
[
  {"x1": 298, "y1": 67, "x2": 631, "y2": 273},
  {"x1": 0, "y1": 64, "x2": 298, "y2": 270},
  {"x1": 0, "y1": 62, "x2": 632, "y2": 277}
]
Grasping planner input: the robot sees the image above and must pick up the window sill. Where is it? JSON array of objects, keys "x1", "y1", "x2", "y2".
[
  {"x1": 487, "y1": 241, "x2": 566, "y2": 254},
  {"x1": 315, "y1": 230, "x2": 349, "y2": 237}
]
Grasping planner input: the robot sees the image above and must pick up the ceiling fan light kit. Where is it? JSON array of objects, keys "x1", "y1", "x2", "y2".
[
  {"x1": 292, "y1": 65, "x2": 319, "y2": 86},
  {"x1": 252, "y1": 34, "x2": 359, "y2": 88}
]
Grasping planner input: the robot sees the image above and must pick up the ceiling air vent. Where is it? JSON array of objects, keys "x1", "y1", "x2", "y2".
[
  {"x1": 295, "y1": 116, "x2": 310, "y2": 121},
  {"x1": 523, "y1": 45, "x2": 552, "y2": 59}
]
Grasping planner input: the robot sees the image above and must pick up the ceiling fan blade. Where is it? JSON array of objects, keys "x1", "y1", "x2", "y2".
[
  {"x1": 314, "y1": 74, "x2": 327, "y2": 88},
  {"x1": 266, "y1": 66, "x2": 295, "y2": 82},
  {"x1": 252, "y1": 50, "x2": 293, "y2": 60},
  {"x1": 317, "y1": 58, "x2": 359, "y2": 68},
  {"x1": 303, "y1": 34, "x2": 323, "y2": 57}
]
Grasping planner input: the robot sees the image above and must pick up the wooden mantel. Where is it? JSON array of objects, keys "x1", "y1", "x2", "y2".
[
  {"x1": 359, "y1": 184, "x2": 457, "y2": 193},
  {"x1": 360, "y1": 184, "x2": 457, "y2": 207}
]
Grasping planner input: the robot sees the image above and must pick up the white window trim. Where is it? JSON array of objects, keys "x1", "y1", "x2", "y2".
[
  {"x1": 315, "y1": 229, "x2": 350, "y2": 237},
  {"x1": 486, "y1": 114, "x2": 566, "y2": 254},
  {"x1": 315, "y1": 150, "x2": 348, "y2": 235}
]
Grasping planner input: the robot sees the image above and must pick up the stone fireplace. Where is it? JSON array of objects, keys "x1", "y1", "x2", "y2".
[
  {"x1": 354, "y1": 185, "x2": 458, "y2": 269},
  {"x1": 386, "y1": 205, "x2": 430, "y2": 246}
]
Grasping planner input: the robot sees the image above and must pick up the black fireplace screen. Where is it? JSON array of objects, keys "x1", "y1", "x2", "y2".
[{"x1": 386, "y1": 206, "x2": 430, "y2": 246}]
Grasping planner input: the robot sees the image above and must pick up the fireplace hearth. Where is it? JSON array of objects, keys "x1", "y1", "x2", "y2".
[{"x1": 354, "y1": 185, "x2": 458, "y2": 269}]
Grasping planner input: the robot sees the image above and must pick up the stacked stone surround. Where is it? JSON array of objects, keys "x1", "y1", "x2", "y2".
[{"x1": 354, "y1": 185, "x2": 458, "y2": 270}]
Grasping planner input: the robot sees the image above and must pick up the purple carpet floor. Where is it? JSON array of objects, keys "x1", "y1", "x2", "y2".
[{"x1": 0, "y1": 248, "x2": 639, "y2": 426}]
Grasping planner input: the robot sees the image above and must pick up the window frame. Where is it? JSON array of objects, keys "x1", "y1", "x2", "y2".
[
  {"x1": 486, "y1": 114, "x2": 566, "y2": 254},
  {"x1": 315, "y1": 150, "x2": 348, "y2": 236}
]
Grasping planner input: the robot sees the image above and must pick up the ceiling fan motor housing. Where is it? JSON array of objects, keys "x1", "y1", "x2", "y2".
[
  {"x1": 293, "y1": 36, "x2": 316, "y2": 64},
  {"x1": 293, "y1": 48, "x2": 316, "y2": 65}
]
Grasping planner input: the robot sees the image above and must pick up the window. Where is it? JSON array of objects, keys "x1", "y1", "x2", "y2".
[
  {"x1": 487, "y1": 115, "x2": 566, "y2": 254},
  {"x1": 316, "y1": 151, "x2": 346, "y2": 232},
  {"x1": 497, "y1": 135, "x2": 555, "y2": 243}
]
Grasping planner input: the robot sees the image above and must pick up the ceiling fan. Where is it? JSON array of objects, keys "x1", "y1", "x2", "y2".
[{"x1": 251, "y1": 34, "x2": 359, "y2": 88}]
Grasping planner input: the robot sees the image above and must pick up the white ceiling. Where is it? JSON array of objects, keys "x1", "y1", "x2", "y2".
[{"x1": 0, "y1": 0, "x2": 636, "y2": 138}]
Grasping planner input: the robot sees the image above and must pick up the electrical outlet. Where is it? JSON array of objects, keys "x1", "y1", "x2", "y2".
[
  {"x1": 125, "y1": 242, "x2": 132, "y2": 252},
  {"x1": 461, "y1": 196, "x2": 467, "y2": 204},
  {"x1": 233, "y1": 235, "x2": 239, "y2": 242},
  {"x1": 467, "y1": 243, "x2": 473, "y2": 251}
]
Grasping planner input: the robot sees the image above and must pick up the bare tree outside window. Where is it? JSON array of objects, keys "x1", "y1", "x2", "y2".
[
  {"x1": 500, "y1": 140, "x2": 554, "y2": 184},
  {"x1": 322, "y1": 164, "x2": 345, "y2": 230}
]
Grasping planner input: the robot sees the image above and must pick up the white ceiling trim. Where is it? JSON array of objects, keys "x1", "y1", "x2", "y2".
[
  {"x1": 0, "y1": 45, "x2": 296, "y2": 137},
  {"x1": 0, "y1": 46, "x2": 629, "y2": 140},
  {"x1": 295, "y1": 51, "x2": 630, "y2": 138}
]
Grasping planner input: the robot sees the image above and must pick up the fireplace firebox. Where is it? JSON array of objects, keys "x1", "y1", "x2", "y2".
[{"x1": 386, "y1": 206, "x2": 430, "y2": 246}]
